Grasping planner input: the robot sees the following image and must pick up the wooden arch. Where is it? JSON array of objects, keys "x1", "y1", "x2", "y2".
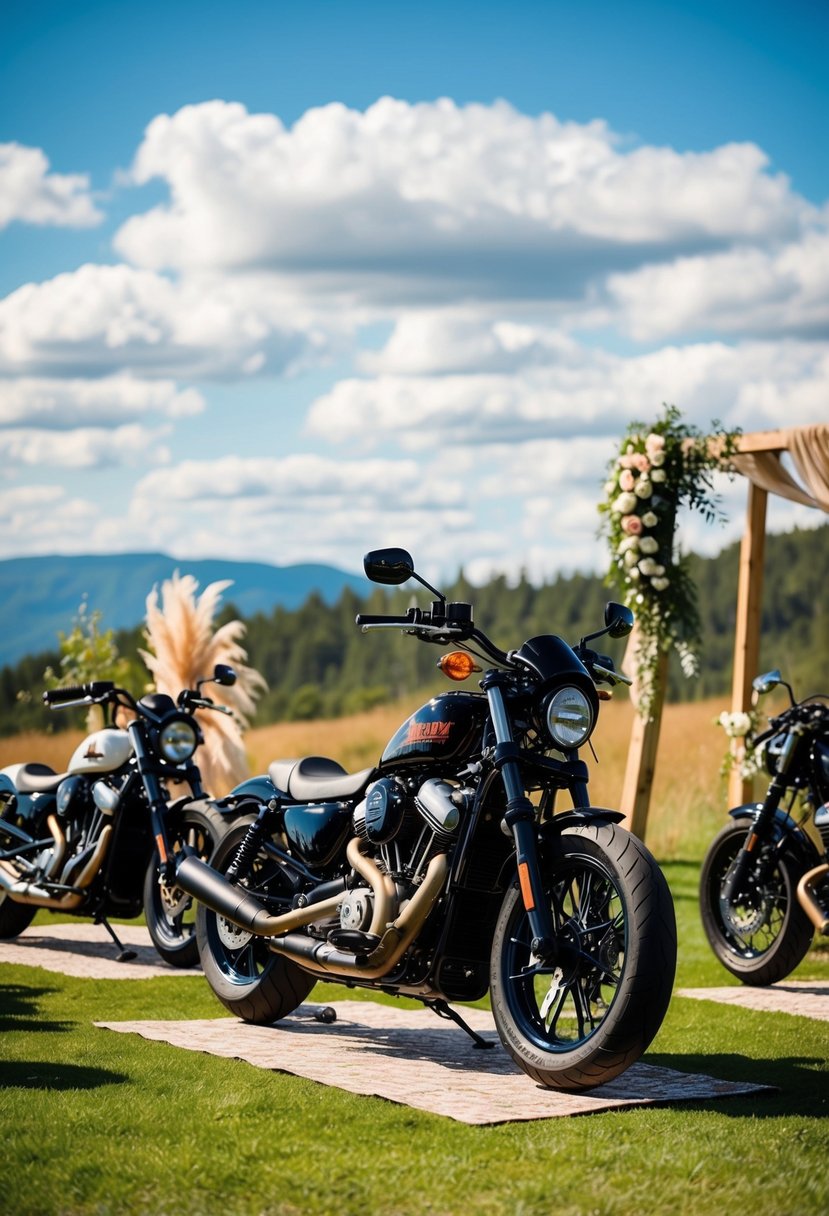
[{"x1": 620, "y1": 424, "x2": 829, "y2": 840}]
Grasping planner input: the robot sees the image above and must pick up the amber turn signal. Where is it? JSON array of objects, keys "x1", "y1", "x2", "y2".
[{"x1": 437, "y1": 651, "x2": 482, "y2": 681}]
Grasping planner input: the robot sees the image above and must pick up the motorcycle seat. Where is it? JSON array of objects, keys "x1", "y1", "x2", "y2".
[
  {"x1": 12, "y1": 762, "x2": 68, "y2": 794},
  {"x1": 268, "y1": 756, "x2": 375, "y2": 802}
]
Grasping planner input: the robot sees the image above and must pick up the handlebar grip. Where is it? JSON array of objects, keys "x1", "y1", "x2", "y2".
[{"x1": 42, "y1": 681, "x2": 114, "y2": 705}]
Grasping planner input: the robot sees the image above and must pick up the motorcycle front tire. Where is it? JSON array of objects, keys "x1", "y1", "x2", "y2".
[
  {"x1": 143, "y1": 802, "x2": 228, "y2": 968},
  {"x1": 490, "y1": 822, "x2": 677, "y2": 1091},
  {"x1": 699, "y1": 815, "x2": 817, "y2": 986},
  {"x1": 196, "y1": 816, "x2": 317, "y2": 1023}
]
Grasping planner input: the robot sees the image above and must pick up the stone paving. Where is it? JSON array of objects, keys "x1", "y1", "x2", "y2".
[
  {"x1": 96, "y1": 1001, "x2": 774, "y2": 1124},
  {"x1": 0, "y1": 922, "x2": 200, "y2": 979},
  {"x1": 677, "y1": 981, "x2": 829, "y2": 1021}
]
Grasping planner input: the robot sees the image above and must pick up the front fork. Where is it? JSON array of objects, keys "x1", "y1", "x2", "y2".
[
  {"x1": 484, "y1": 677, "x2": 557, "y2": 960},
  {"x1": 721, "y1": 727, "x2": 804, "y2": 903},
  {"x1": 128, "y1": 722, "x2": 177, "y2": 883}
]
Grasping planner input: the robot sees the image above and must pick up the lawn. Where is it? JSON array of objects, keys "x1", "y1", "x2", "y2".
[{"x1": 1, "y1": 700, "x2": 828, "y2": 1215}]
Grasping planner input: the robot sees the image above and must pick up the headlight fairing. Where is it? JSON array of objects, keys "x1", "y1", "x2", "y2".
[
  {"x1": 544, "y1": 686, "x2": 595, "y2": 749},
  {"x1": 158, "y1": 716, "x2": 199, "y2": 763}
]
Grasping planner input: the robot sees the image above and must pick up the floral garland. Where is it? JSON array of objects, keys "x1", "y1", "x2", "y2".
[
  {"x1": 599, "y1": 405, "x2": 740, "y2": 719},
  {"x1": 715, "y1": 709, "x2": 763, "y2": 781}
]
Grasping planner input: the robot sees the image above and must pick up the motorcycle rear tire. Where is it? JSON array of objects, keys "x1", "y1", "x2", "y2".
[
  {"x1": 196, "y1": 817, "x2": 317, "y2": 1022},
  {"x1": 143, "y1": 802, "x2": 228, "y2": 968},
  {"x1": 699, "y1": 816, "x2": 817, "y2": 986},
  {"x1": 0, "y1": 892, "x2": 36, "y2": 938},
  {"x1": 490, "y1": 822, "x2": 676, "y2": 1091}
]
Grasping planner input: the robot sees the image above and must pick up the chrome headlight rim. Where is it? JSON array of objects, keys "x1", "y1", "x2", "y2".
[
  {"x1": 544, "y1": 685, "x2": 595, "y2": 750},
  {"x1": 158, "y1": 715, "x2": 199, "y2": 763}
]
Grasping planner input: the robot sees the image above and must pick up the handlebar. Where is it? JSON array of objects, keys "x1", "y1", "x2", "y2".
[
  {"x1": 355, "y1": 613, "x2": 413, "y2": 627},
  {"x1": 42, "y1": 681, "x2": 115, "y2": 706}
]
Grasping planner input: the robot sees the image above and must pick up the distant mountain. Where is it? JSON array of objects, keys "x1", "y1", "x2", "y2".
[{"x1": 0, "y1": 552, "x2": 367, "y2": 667}]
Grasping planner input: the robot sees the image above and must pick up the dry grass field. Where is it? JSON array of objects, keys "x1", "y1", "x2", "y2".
[{"x1": 0, "y1": 693, "x2": 738, "y2": 859}]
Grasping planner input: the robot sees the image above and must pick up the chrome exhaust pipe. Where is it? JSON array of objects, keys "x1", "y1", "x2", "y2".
[
  {"x1": 796, "y1": 862, "x2": 829, "y2": 934},
  {"x1": 0, "y1": 822, "x2": 111, "y2": 909},
  {"x1": 174, "y1": 835, "x2": 397, "y2": 938},
  {"x1": 267, "y1": 851, "x2": 448, "y2": 980}
]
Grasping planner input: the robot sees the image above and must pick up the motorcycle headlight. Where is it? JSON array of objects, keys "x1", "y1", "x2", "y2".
[
  {"x1": 545, "y1": 686, "x2": 595, "y2": 749},
  {"x1": 158, "y1": 716, "x2": 198, "y2": 763}
]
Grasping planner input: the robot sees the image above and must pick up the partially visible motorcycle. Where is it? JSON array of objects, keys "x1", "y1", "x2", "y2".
[
  {"x1": 0, "y1": 667, "x2": 236, "y2": 965},
  {"x1": 700, "y1": 669, "x2": 829, "y2": 985},
  {"x1": 175, "y1": 547, "x2": 677, "y2": 1092}
]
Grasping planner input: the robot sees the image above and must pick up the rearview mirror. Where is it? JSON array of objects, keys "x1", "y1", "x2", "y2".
[
  {"x1": 363, "y1": 548, "x2": 415, "y2": 586},
  {"x1": 605, "y1": 602, "x2": 635, "y2": 639},
  {"x1": 752, "y1": 669, "x2": 781, "y2": 697},
  {"x1": 212, "y1": 664, "x2": 237, "y2": 687}
]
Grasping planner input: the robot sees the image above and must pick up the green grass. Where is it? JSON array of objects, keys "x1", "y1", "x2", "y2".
[{"x1": 1, "y1": 862, "x2": 828, "y2": 1216}]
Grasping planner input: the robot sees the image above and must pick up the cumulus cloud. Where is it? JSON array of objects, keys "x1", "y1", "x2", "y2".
[
  {"x1": 608, "y1": 227, "x2": 829, "y2": 340},
  {"x1": 112, "y1": 98, "x2": 811, "y2": 305},
  {"x1": 0, "y1": 373, "x2": 203, "y2": 430},
  {"x1": 0, "y1": 263, "x2": 326, "y2": 379},
  {"x1": 308, "y1": 323, "x2": 829, "y2": 449},
  {"x1": 0, "y1": 425, "x2": 171, "y2": 469},
  {"x1": 0, "y1": 143, "x2": 103, "y2": 229}
]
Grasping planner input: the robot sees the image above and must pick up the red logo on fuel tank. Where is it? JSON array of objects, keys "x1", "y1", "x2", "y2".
[{"x1": 404, "y1": 720, "x2": 452, "y2": 744}]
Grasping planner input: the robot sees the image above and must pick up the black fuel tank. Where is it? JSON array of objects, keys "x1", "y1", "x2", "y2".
[{"x1": 380, "y1": 692, "x2": 486, "y2": 769}]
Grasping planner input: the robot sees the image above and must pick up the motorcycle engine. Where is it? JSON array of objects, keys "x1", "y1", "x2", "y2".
[{"x1": 352, "y1": 774, "x2": 463, "y2": 873}]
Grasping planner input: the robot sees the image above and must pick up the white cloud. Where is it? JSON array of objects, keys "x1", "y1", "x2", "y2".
[
  {"x1": 0, "y1": 264, "x2": 325, "y2": 379},
  {"x1": 608, "y1": 227, "x2": 829, "y2": 340},
  {"x1": 308, "y1": 326, "x2": 829, "y2": 449},
  {"x1": 0, "y1": 425, "x2": 171, "y2": 469},
  {"x1": 113, "y1": 98, "x2": 811, "y2": 305},
  {"x1": 0, "y1": 143, "x2": 103, "y2": 229},
  {"x1": 0, "y1": 374, "x2": 203, "y2": 429}
]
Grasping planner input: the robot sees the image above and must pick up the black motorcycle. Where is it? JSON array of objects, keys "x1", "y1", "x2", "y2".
[
  {"x1": 0, "y1": 667, "x2": 235, "y2": 965},
  {"x1": 700, "y1": 669, "x2": 829, "y2": 985},
  {"x1": 174, "y1": 548, "x2": 677, "y2": 1091}
]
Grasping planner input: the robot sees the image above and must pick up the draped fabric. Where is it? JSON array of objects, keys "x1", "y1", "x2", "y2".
[{"x1": 731, "y1": 424, "x2": 829, "y2": 513}]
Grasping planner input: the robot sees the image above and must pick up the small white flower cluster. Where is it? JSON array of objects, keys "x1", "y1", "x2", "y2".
[
  {"x1": 717, "y1": 710, "x2": 755, "y2": 738},
  {"x1": 607, "y1": 432, "x2": 671, "y2": 596}
]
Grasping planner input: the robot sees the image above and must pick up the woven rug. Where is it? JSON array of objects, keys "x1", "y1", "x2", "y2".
[
  {"x1": 677, "y1": 981, "x2": 829, "y2": 1021},
  {"x1": 0, "y1": 922, "x2": 200, "y2": 979},
  {"x1": 96, "y1": 1001, "x2": 773, "y2": 1124}
]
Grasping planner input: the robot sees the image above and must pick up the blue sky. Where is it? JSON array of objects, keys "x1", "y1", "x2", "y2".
[{"x1": 1, "y1": 0, "x2": 827, "y2": 582}]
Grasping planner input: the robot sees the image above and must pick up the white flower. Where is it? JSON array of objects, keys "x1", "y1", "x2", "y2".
[
  {"x1": 645, "y1": 432, "x2": 665, "y2": 452},
  {"x1": 651, "y1": 469, "x2": 667, "y2": 482},
  {"x1": 642, "y1": 511, "x2": 658, "y2": 528},
  {"x1": 639, "y1": 557, "x2": 659, "y2": 576},
  {"x1": 651, "y1": 576, "x2": 670, "y2": 591},
  {"x1": 624, "y1": 549, "x2": 639, "y2": 568},
  {"x1": 629, "y1": 567, "x2": 641, "y2": 580},
  {"x1": 613, "y1": 491, "x2": 637, "y2": 514},
  {"x1": 639, "y1": 536, "x2": 659, "y2": 555},
  {"x1": 634, "y1": 479, "x2": 652, "y2": 499},
  {"x1": 604, "y1": 480, "x2": 616, "y2": 496},
  {"x1": 649, "y1": 450, "x2": 666, "y2": 467},
  {"x1": 618, "y1": 536, "x2": 639, "y2": 554},
  {"x1": 718, "y1": 711, "x2": 753, "y2": 737},
  {"x1": 654, "y1": 564, "x2": 665, "y2": 575}
]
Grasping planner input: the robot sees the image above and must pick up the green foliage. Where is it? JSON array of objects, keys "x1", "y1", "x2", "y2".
[
  {"x1": 0, "y1": 525, "x2": 826, "y2": 736},
  {"x1": 42, "y1": 598, "x2": 131, "y2": 691}
]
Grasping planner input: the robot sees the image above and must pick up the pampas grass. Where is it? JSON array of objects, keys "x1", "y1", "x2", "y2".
[{"x1": 140, "y1": 573, "x2": 266, "y2": 796}]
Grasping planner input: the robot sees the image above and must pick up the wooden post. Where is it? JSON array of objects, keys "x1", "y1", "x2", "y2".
[
  {"x1": 620, "y1": 649, "x2": 669, "y2": 840},
  {"x1": 728, "y1": 481, "x2": 768, "y2": 807}
]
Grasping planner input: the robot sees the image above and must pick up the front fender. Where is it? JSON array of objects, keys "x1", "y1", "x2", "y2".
[
  {"x1": 542, "y1": 807, "x2": 625, "y2": 835},
  {"x1": 728, "y1": 804, "x2": 818, "y2": 858}
]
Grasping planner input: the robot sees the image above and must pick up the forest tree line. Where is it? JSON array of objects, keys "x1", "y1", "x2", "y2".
[{"x1": 2, "y1": 524, "x2": 826, "y2": 736}]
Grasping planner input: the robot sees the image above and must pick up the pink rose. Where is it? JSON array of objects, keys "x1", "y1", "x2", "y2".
[
  {"x1": 621, "y1": 514, "x2": 643, "y2": 536},
  {"x1": 619, "y1": 469, "x2": 635, "y2": 491},
  {"x1": 618, "y1": 455, "x2": 634, "y2": 469},
  {"x1": 632, "y1": 453, "x2": 651, "y2": 473}
]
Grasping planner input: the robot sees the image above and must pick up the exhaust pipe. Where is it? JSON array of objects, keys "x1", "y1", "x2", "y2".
[
  {"x1": 175, "y1": 836, "x2": 396, "y2": 939},
  {"x1": 0, "y1": 821, "x2": 110, "y2": 909},
  {"x1": 797, "y1": 862, "x2": 829, "y2": 934},
  {"x1": 267, "y1": 851, "x2": 448, "y2": 980}
]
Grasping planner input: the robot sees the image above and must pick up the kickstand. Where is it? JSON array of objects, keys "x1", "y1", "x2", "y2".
[
  {"x1": 424, "y1": 998, "x2": 495, "y2": 1049},
  {"x1": 98, "y1": 918, "x2": 137, "y2": 962}
]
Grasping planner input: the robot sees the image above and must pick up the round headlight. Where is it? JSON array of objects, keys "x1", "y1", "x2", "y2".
[
  {"x1": 545, "y1": 686, "x2": 594, "y2": 749},
  {"x1": 159, "y1": 717, "x2": 198, "y2": 763}
]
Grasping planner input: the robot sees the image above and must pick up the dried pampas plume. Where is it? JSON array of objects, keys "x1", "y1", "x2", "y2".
[{"x1": 139, "y1": 573, "x2": 267, "y2": 796}]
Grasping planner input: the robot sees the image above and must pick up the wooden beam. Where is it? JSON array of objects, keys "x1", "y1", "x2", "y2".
[
  {"x1": 620, "y1": 650, "x2": 669, "y2": 840},
  {"x1": 728, "y1": 481, "x2": 768, "y2": 807},
  {"x1": 734, "y1": 430, "x2": 787, "y2": 454}
]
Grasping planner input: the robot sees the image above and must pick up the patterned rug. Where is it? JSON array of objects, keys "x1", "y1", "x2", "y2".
[
  {"x1": 96, "y1": 1001, "x2": 773, "y2": 1124},
  {"x1": 677, "y1": 981, "x2": 829, "y2": 1021},
  {"x1": 0, "y1": 922, "x2": 200, "y2": 978}
]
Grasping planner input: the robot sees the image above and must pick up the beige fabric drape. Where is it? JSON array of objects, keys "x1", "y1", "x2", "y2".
[{"x1": 732, "y1": 424, "x2": 829, "y2": 513}]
